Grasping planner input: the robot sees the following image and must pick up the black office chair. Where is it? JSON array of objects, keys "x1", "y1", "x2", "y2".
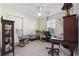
[
  {"x1": 43, "y1": 31, "x2": 51, "y2": 42},
  {"x1": 43, "y1": 31, "x2": 60, "y2": 56}
]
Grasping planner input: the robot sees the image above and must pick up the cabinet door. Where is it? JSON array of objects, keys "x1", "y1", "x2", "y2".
[{"x1": 63, "y1": 15, "x2": 77, "y2": 43}]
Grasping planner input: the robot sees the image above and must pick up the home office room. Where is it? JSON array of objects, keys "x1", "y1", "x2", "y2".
[{"x1": 0, "y1": 2, "x2": 79, "y2": 56}]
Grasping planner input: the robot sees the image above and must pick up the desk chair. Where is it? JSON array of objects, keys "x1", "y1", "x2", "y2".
[
  {"x1": 43, "y1": 31, "x2": 51, "y2": 42},
  {"x1": 43, "y1": 31, "x2": 60, "y2": 56}
]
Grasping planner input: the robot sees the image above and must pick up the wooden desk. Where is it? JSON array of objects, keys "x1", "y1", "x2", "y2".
[{"x1": 51, "y1": 38, "x2": 76, "y2": 56}]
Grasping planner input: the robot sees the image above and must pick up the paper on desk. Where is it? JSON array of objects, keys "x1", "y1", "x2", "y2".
[
  {"x1": 51, "y1": 36, "x2": 63, "y2": 40},
  {"x1": 51, "y1": 36, "x2": 58, "y2": 39}
]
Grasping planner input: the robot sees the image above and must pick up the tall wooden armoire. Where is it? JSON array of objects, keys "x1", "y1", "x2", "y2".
[{"x1": 63, "y1": 14, "x2": 78, "y2": 56}]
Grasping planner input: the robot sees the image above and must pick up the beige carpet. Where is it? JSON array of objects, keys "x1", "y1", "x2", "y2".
[{"x1": 1, "y1": 40, "x2": 71, "y2": 56}]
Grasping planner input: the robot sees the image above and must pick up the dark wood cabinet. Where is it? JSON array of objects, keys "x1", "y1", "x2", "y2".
[
  {"x1": 1, "y1": 16, "x2": 14, "y2": 56},
  {"x1": 63, "y1": 14, "x2": 78, "y2": 56}
]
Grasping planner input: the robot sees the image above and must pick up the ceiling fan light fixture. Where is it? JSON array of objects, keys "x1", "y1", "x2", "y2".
[
  {"x1": 39, "y1": 7, "x2": 42, "y2": 11},
  {"x1": 38, "y1": 12, "x2": 42, "y2": 16}
]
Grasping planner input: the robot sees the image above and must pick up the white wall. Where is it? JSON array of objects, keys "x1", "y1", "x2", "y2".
[
  {"x1": 38, "y1": 18, "x2": 47, "y2": 30},
  {"x1": 77, "y1": 9, "x2": 79, "y2": 55},
  {"x1": 0, "y1": 4, "x2": 2, "y2": 49}
]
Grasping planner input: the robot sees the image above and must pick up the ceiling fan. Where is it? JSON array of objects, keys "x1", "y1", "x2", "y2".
[
  {"x1": 36, "y1": 6, "x2": 50, "y2": 18},
  {"x1": 37, "y1": 6, "x2": 42, "y2": 16}
]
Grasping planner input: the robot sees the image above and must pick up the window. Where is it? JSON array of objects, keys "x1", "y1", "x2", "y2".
[
  {"x1": 47, "y1": 19, "x2": 56, "y2": 29},
  {"x1": 4, "y1": 15, "x2": 23, "y2": 30},
  {"x1": 47, "y1": 19, "x2": 56, "y2": 35}
]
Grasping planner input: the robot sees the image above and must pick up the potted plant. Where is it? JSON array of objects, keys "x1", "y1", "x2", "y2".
[{"x1": 62, "y1": 3, "x2": 73, "y2": 16}]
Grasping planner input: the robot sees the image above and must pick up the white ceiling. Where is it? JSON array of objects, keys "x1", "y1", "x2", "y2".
[{"x1": 1, "y1": 3, "x2": 79, "y2": 18}]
